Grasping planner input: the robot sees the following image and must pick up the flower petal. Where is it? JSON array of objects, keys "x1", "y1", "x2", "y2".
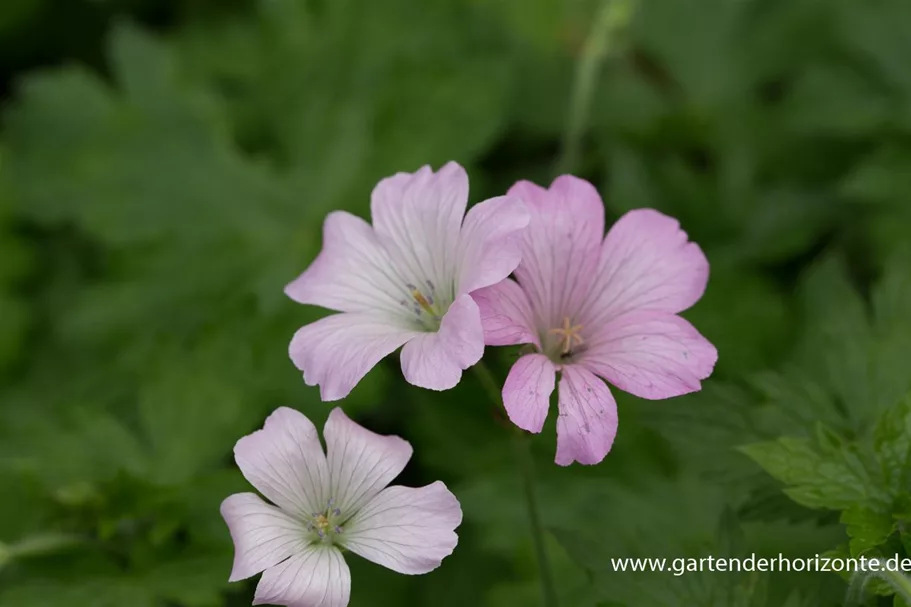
[
  {"x1": 502, "y1": 354, "x2": 556, "y2": 433},
  {"x1": 400, "y1": 293, "x2": 483, "y2": 390},
  {"x1": 509, "y1": 176, "x2": 605, "y2": 330},
  {"x1": 253, "y1": 545, "x2": 350, "y2": 607},
  {"x1": 555, "y1": 366, "x2": 618, "y2": 466},
  {"x1": 284, "y1": 211, "x2": 408, "y2": 317},
  {"x1": 473, "y1": 278, "x2": 540, "y2": 347},
  {"x1": 220, "y1": 493, "x2": 307, "y2": 582},
  {"x1": 370, "y1": 162, "x2": 468, "y2": 295},
  {"x1": 234, "y1": 407, "x2": 330, "y2": 518},
  {"x1": 456, "y1": 195, "x2": 530, "y2": 294},
  {"x1": 580, "y1": 311, "x2": 718, "y2": 399},
  {"x1": 581, "y1": 208, "x2": 709, "y2": 327},
  {"x1": 324, "y1": 408, "x2": 413, "y2": 516},
  {"x1": 342, "y1": 481, "x2": 462, "y2": 575},
  {"x1": 290, "y1": 312, "x2": 416, "y2": 401}
]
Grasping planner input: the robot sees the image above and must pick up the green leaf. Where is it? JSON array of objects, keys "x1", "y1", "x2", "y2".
[
  {"x1": 873, "y1": 393, "x2": 911, "y2": 490},
  {"x1": 842, "y1": 504, "x2": 896, "y2": 557},
  {"x1": 739, "y1": 437, "x2": 875, "y2": 510}
]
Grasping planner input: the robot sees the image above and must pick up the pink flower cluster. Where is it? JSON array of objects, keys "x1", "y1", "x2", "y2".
[
  {"x1": 222, "y1": 161, "x2": 716, "y2": 606},
  {"x1": 287, "y1": 163, "x2": 716, "y2": 466}
]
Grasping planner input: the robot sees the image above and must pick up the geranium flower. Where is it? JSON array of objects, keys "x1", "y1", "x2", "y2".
[
  {"x1": 474, "y1": 176, "x2": 717, "y2": 466},
  {"x1": 285, "y1": 162, "x2": 529, "y2": 401},
  {"x1": 221, "y1": 407, "x2": 462, "y2": 607}
]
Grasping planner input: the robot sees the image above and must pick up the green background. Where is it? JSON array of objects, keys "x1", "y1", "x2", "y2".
[{"x1": 2, "y1": 0, "x2": 911, "y2": 605}]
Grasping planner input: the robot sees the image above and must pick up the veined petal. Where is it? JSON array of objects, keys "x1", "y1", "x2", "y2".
[
  {"x1": 580, "y1": 311, "x2": 717, "y2": 400},
  {"x1": 284, "y1": 211, "x2": 409, "y2": 317},
  {"x1": 510, "y1": 176, "x2": 605, "y2": 330},
  {"x1": 290, "y1": 312, "x2": 416, "y2": 401},
  {"x1": 456, "y1": 195, "x2": 529, "y2": 294},
  {"x1": 581, "y1": 209, "x2": 709, "y2": 327},
  {"x1": 253, "y1": 545, "x2": 350, "y2": 607},
  {"x1": 371, "y1": 162, "x2": 468, "y2": 297},
  {"x1": 234, "y1": 408, "x2": 330, "y2": 518},
  {"x1": 342, "y1": 481, "x2": 462, "y2": 575},
  {"x1": 502, "y1": 354, "x2": 556, "y2": 433},
  {"x1": 324, "y1": 408, "x2": 413, "y2": 516},
  {"x1": 221, "y1": 493, "x2": 307, "y2": 582},
  {"x1": 555, "y1": 366, "x2": 618, "y2": 466},
  {"x1": 400, "y1": 294, "x2": 484, "y2": 390},
  {"x1": 473, "y1": 278, "x2": 540, "y2": 347}
]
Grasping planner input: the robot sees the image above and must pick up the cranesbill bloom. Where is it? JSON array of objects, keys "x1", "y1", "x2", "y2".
[
  {"x1": 221, "y1": 407, "x2": 462, "y2": 607},
  {"x1": 474, "y1": 176, "x2": 717, "y2": 466},
  {"x1": 285, "y1": 162, "x2": 529, "y2": 401}
]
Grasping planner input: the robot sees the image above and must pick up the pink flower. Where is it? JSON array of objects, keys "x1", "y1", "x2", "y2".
[
  {"x1": 221, "y1": 407, "x2": 462, "y2": 607},
  {"x1": 474, "y1": 176, "x2": 717, "y2": 466},
  {"x1": 286, "y1": 162, "x2": 529, "y2": 401}
]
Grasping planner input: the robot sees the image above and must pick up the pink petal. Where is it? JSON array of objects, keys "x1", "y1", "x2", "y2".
[
  {"x1": 342, "y1": 481, "x2": 462, "y2": 575},
  {"x1": 400, "y1": 294, "x2": 484, "y2": 390},
  {"x1": 253, "y1": 545, "x2": 350, "y2": 607},
  {"x1": 289, "y1": 312, "x2": 416, "y2": 401},
  {"x1": 581, "y1": 209, "x2": 709, "y2": 327},
  {"x1": 324, "y1": 408, "x2": 413, "y2": 516},
  {"x1": 220, "y1": 493, "x2": 306, "y2": 582},
  {"x1": 510, "y1": 176, "x2": 605, "y2": 330},
  {"x1": 473, "y1": 278, "x2": 540, "y2": 347},
  {"x1": 284, "y1": 211, "x2": 405, "y2": 316},
  {"x1": 370, "y1": 162, "x2": 468, "y2": 289},
  {"x1": 502, "y1": 354, "x2": 556, "y2": 433},
  {"x1": 555, "y1": 366, "x2": 618, "y2": 466},
  {"x1": 580, "y1": 311, "x2": 718, "y2": 400},
  {"x1": 456, "y1": 195, "x2": 530, "y2": 294},
  {"x1": 234, "y1": 408, "x2": 330, "y2": 518}
]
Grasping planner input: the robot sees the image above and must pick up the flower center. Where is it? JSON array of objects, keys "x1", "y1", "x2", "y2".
[
  {"x1": 547, "y1": 316, "x2": 585, "y2": 360},
  {"x1": 399, "y1": 280, "x2": 447, "y2": 330},
  {"x1": 305, "y1": 498, "x2": 345, "y2": 544}
]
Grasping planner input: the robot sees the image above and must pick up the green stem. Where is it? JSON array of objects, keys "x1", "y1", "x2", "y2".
[
  {"x1": 558, "y1": 0, "x2": 636, "y2": 174},
  {"x1": 0, "y1": 533, "x2": 84, "y2": 570},
  {"x1": 474, "y1": 361, "x2": 559, "y2": 607},
  {"x1": 881, "y1": 569, "x2": 911, "y2": 603}
]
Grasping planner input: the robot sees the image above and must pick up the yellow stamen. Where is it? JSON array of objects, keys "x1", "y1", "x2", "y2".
[
  {"x1": 412, "y1": 289, "x2": 436, "y2": 315},
  {"x1": 548, "y1": 316, "x2": 584, "y2": 354}
]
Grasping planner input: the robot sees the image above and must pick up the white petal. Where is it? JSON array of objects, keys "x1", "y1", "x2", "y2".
[
  {"x1": 455, "y1": 195, "x2": 529, "y2": 294},
  {"x1": 285, "y1": 210, "x2": 411, "y2": 317},
  {"x1": 220, "y1": 493, "x2": 307, "y2": 582},
  {"x1": 234, "y1": 407, "x2": 330, "y2": 518},
  {"x1": 399, "y1": 294, "x2": 484, "y2": 391},
  {"x1": 324, "y1": 408, "x2": 413, "y2": 516},
  {"x1": 342, "y1": 482, "x2": 462, "y2": 575},
  {"x1": 254, "y1": 545, "x2": 350, "y2": 607},
  {"x1": 289, "y1": 312, "x2": 416, "y2": 401},
  {"x1": 370, "y1": 162, "x2": 468, "y2": 298}
]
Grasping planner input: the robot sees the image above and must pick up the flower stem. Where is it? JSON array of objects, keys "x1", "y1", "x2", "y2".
[
  {"x1": 558, "y1": 0, "x2": 636, "y2": 174},
  {"x1": 474, "y1": 361, "x2": 559, "y2": 607},
  {"x1": 0, "y1": 533, "x2": 84, "y2": 571},
  {"x1": 880, "y1": 569, "x2": 911, "y2": 603}
]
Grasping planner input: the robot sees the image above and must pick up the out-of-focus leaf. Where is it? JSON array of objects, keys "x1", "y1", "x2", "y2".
[
  {"x1": 739, "y1": 436, "x2": 880, "y2": 510},
  {"x1": 842, "y1": 504, "x2": 895, "y2": 557}
]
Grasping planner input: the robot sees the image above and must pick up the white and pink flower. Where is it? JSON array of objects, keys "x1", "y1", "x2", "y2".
[
  {"x1": 221, "y1": 407, "x2": 462, "y2": 606},
  {"x1": 285, "y1": 162, "x2": 529, "y2": 400},
  {"x1": 475, "y1": 176, "x2": 717, "y2": 466}
]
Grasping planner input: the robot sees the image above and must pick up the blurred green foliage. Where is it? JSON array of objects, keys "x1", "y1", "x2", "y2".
[{"x1": 1, "y1": 0, "x2": 910, "y2": 605}]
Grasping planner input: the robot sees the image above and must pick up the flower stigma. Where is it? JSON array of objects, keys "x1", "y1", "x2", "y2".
[{"x1": 548, "y1": 316, "x2": 585, "y2": 358}]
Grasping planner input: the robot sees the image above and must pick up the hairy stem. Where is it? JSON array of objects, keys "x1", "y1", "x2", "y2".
[
  {"x1": 558, "y1": 0, "x2": 636, "y2": 174},
  {"x1": 880, "y1": 569, "x2": 911, "y2": 602},
  {"x1": 474, "y1": 361, "x2": 559, "y2": 607}
]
